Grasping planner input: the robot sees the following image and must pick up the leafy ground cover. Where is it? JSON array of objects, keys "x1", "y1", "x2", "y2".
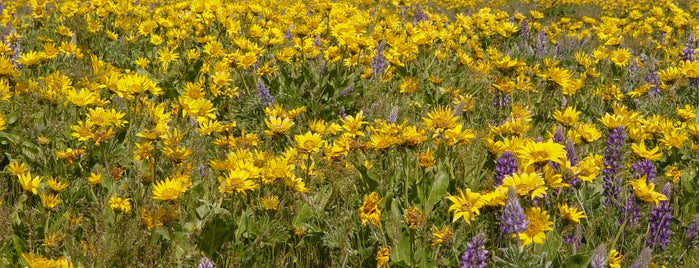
[{"x1": 1, "y1": 0, "x2": 699, "y2": 267}]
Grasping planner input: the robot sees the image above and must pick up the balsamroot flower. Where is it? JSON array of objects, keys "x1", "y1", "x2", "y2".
[
  {"x1": 109, "y1": 196, "x2": 132, "y2": 213},
  {"x1": 153, "y1": 177, "x2": 187, "y2": 201},
  {"x1": 516, "y1": 207, "x2": 553, "y2": 246},
  {"x1": 515, "y1": 139, "x2": 567, "y2": 168},
  {"x1": 501, "y1": 172, "x2": 547, "y2": 199},
  {"x1": 629, "y1": 176, "x2": 667, "y2": 207},
  {"x1": 448, "y1": 188, "x2": 484, "y2": 223},
  {"x1": 18, "y1": 173, "x2": 41, "y2": 195}
]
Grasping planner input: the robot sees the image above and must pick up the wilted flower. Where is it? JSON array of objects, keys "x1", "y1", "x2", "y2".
[
  {"x1": 403, "y1": 207, "x2": 426, "y2": 229},
  {"x1": 358, "y1": 192, "x2": 382, "y2": 228},
  {"x1": 431, "y1": 225, "x2": 453, "y2": 246},
  {"x1": 376, "y1": 246, "x2": 390, "y2": 268}
]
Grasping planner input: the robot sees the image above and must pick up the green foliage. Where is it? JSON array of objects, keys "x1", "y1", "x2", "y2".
[{"x1": 2, "y1": 0, "x2": 699, "y2": 267}]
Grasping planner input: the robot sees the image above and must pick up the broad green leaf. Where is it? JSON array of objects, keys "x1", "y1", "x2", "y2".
[
  {"x1": 425, "y1": 166, "x2": 449, "y2": 213},
  {"x1": 196, "y1": 204, "x2": 210, "y2": 219},
  {"x1": 561, "y1": 252, "x2": 591, "y2": 268}
]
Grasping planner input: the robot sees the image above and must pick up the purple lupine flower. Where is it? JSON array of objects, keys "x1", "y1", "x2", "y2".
[
  {"x1": 338, "y1": 106, "x2": 346, "y2": 119},
  {"x1": 562, "y1": 225, "x2": 582, "y2": 250},
  {"x1": 552, "y1": 126, "x2": 566, "y2": 143},
  {"x1": 256, "y1": 79, "x2": 274, "y2": 107},
  {"x1": 371, "y1": 41, "x2": 388, "y2": 78},
  {"x1": 687, "y1": 214, "x2": 699, "y2": 241},
  {"x1": 690, "y1": 77, "x2": 699, "y2": 87},
  {"x1": 565, "y1": 140, "x2": 581, "y2": 187},
  {"x1": 530, "y1": 194, "x2": 550, "y2": 207},
  {"x1": 340, "y1": 84, "x2": 354, "y2": 97},
  {"x1": 284, "y1": 24, "x2": 293, "y2": 42},
  {"x1": 564, "y1": 139, "x2": 578, "y2": 166},
  {"x1": 627, "y1": 57, "x2": 640, "y2": 74},
  {"x1": 492, "y1": 94, "x2": 510, "y2": 107},
  {"x1": 451, "y1": 101, "x2": 464, "y2": 117},
  {"x1": 645, "y1": 66, "x2": 661, "y2": 97},
  {"x1": 631, "y1": 159, "x2": 656, "y2": 183},
  {"x1": 647, "y1": 183, "x2": 673, "y2": 251},
  {"x1": 589, "y1": 243, "x2": 608, "y2": 268},
  {"x1": 11, "y1": 39, "x2": 21, "y2": 68},
  {"x1": 197, "y1": 256, "x2": 215, "y2": 268},
  {"x1": 549, "y1": 127, "x2": 566, "y2": 177},
  {"x1": 555, "y1": 43, "x2": 562, "y2": 58},
  {"x1": 536, "y1": 29, "x2": 547, "y2": 56},
  {"x1": 459, "y1": 233, "x2": 489, "y2": 268},
  {"x1": 682, "y1": 32, "x2": 695, "y2": 62},
  {"x1": 629, "y1": 247, "x2": 652, "y2": 268},
  {"x1": 494, "y1": 152, "x2": 517, "y2": 186},
  {"x1": 387, "y1": 106, "x2": 399, "y2": 124},
  {"x1": 659, "y1": 32, "x2": 667, "y2": 46},
  {"x1": 602, "y1": 126, "x2": 625, "y2": 207},
  {"x1": 197, "y1": 164, "x2": 207, "y2": 178},
  {"x1": 499, "y1": 187, "x2": 529, "y2": 235},
  {"x1": 620, "y1": 195, "x2": 640, "y2": 224},
  {"x1": 520, "y1": 19, "x2": 529, "y2": 40},
  {"x1": 412, "y1": 5, "x2": 429, "y2": 25}
]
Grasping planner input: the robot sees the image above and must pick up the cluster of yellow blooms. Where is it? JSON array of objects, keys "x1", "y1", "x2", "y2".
[{"x1": 1, "y1": 0, "x2": 699, "y2": 266}]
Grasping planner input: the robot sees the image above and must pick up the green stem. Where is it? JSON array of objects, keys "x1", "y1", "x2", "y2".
[
  {"x1": 409, "y1": 229, "x2": 415, "y2": 268},
  {"x1": 611, "y1": 210, "x2": 629, "y2": 250}
]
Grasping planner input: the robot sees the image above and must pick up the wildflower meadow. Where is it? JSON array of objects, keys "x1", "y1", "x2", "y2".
[{"x1": 3, "y1": 0, "x2": 699, "y2": 267}]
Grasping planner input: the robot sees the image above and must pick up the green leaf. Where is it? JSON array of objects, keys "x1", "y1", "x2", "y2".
[
  {"x1": 293, "y1": 203, "x2": 313, "y2": 227},
  {"x1": 352, "y1": 163, "x2": 378, "y2": 192},
  {"x1": 154, "y1": 227, "x2": 171, "y2": 241},
  {"x1": 0, "y1": 132, "x2": 20, "y2": 145},
  {"x1": 424, "y1": 166, "x2": 449, "y2": 214},
  {"x1": 561, "y1": 252, "x2": 591, "y2": 268},
  {"x1": 196, "y1": 204, "x2": 210, "y2": 219},
  {"x1": 391, "y1": 230, "x2": 412, "y2": 265},
  {"x1": 681, "y1": 170, "x2": 697, "y2": 196},
  {"x1": 198, "y1": 217, "x2": 234, "y2": 257}
]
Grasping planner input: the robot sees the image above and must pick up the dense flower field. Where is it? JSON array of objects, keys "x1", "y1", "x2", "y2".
[{"x1": 2, "y1": 0, "x2": 699, "y2": 267}]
